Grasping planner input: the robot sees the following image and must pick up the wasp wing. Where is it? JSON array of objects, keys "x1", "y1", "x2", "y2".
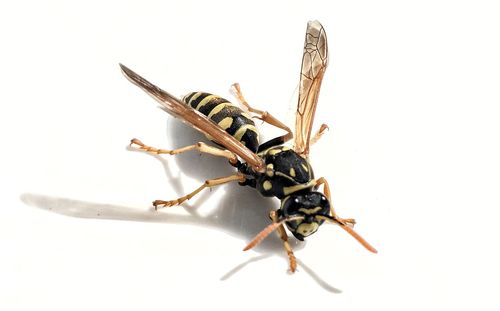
[
  {"x1": 294, "y1": 20, "x2": 328, "y2": 156},
  {"x1": 120, "y1": 64, "x2": 265, "y2": 172}
]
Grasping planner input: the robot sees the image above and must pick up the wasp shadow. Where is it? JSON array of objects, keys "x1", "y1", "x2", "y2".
[{"x1": 20, "y1": 115, "x2": 341, "y2": 293}]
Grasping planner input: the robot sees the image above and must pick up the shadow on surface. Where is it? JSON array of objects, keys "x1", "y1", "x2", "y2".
[{"x1": 20, "y1": 114, "x2": 341, "y2": 293}]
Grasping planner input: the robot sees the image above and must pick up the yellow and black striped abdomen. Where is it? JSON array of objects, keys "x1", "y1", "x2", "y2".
[{"x1": 182, "y1": 92, "x2": 260, "y2": 152}]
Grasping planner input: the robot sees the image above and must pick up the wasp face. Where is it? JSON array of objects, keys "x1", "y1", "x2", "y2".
[{"x1": 280, "y1": 191, "x2": 331, "y2": 241}]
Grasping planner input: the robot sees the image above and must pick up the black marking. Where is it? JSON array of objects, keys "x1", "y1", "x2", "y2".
[
  {"x1": 252, "y1": 146, "x2": 314, "y2": 198},
  {"x1": 185, "y1": 92, "x2": 210, "y2": 109},
  {"x1": 239, "y1": 129, "x2": 259, "y2": 152},
  {"x1": 211, "y1": 106, "x2": 253, "y2": 136},
  {"x1": 183, "y1": 92, "x2": 197, "y2": 104},
  {"x1": 257, "y1": 136, "x2": 287, "y2": 153},
  {"x1": 183, "y1": 92, "x2": 259, "y2": 153},
  {"x1": 199, "y1": 99, "x2": 229, "y2": 116}
]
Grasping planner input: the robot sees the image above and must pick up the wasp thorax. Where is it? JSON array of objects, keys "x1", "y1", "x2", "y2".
[{"x1": 280, "y1": 191, "x2": 331, "y2": 241}]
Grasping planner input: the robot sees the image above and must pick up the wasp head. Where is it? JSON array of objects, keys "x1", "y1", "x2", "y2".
[{"x1": 279, "y1": 191, "x2": 331, "y2": 241}]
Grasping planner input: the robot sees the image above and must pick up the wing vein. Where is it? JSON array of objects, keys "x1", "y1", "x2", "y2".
[
  {"x1": 119, "y1": 64, "x2": 265, "y2": 172},
  {"x1": 294, "y1": 21, "x2": 329, "y2": 156}
]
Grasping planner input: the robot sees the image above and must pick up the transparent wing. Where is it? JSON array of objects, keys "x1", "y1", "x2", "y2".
[
  {"x1": 120, "y1": 64, "x2": 265, "y2": 172},
  {"x1": 294, "y1": 20, "x2": 328, "y2": 156}
]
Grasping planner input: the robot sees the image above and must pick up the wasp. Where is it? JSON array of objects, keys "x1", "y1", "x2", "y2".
[{"x1": 120, "y1": 20, "x2": 377, "y2": 272}]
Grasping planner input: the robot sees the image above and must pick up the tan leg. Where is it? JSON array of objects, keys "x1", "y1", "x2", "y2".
[
  {"x1": 153, "y1": 174, "x2": 245, "y2": 209},
  {"x1": 270, "y1": 210, "x2": 297, "y2": 273},
  {"x1": 231, "y1": 83, "x2": 293, "y2": 142},
  {"x1": 309, "y1": 123, "x2": 329, "y2": 146},
  {"x1": 130, "y1": 138, "x2": 237, "y2": 164},
  {"x1": 315, "y1": 177, "x2": 355, "y2": 227}
]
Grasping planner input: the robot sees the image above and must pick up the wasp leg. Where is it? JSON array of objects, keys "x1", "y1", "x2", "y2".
[
  {"x1": 130, "y1": 138, "x2": 237, "y2": 164},
  {"x1": 315, "y1": 177, "x2": 356, "y2": 227},
  {"x1": 309, "y1": 123, "x2": 329, "y2": 146},
  {"x1": 269, "y1": 210, "x2": 297, "y2": 273},
  {"x1": 231, "y1": 83, "x2": 293, "y2": 143},
  {"x1": 153, "y1": 174, "x2": 245, "y2": 209}
]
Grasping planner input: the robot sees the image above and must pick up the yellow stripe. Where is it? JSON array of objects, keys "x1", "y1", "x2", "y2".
[
  {"x1": 241, "y1": 112, "x2": 253, "y2": 120},
  {"x1": 207, "y1": 103, "x2": 228, "y2": 119},
  {"x1": 280, "y1": 195, "x2": 291, "y2": 208},
  {"x1": 301, "y1": 163, "x2": 309, "y2": 172},
  {"x1": 306, "y1": 161, "x2": 313, "y2": 179},
  {"x1": 283, "y1": 180, "x2": 316, "y2": 196},
  {"x1": 185, "y1": 92, "x2": 202, "y2": 104},
  {"x1": 234, "y1": 124, "x2": 258, "y2": 141},
  {"x1": 268, "y1": 149, "x2": 282, "y2": 156},
  {"x1": 195, "y1": 94, "x2": 219, "y2": 110},
  {"x1": 217, "y1": 117, "x2": 233, "y2": 130},
  {"x1": 275, "y1": 171, "x2": 296, "y2": 182},
  {"x1": 298, "y1": 206, "x2": 322, "y2": 215}
]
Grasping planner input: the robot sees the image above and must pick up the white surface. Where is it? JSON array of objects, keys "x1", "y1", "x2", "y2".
[{"x1": 1, "y1": 0, "x2": 499, "y2": 310}]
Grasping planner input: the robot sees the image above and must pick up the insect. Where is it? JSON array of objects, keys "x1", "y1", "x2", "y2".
[{"x1": 120, "y1": 20, "x2": 377, "y2": 272}]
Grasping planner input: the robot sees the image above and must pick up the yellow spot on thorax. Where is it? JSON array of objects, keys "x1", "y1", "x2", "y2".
[
  {"x1": 263, "y1": 180, "x2": 272, "y2": 191},
  {"x1": 266, "y1": 164, "x2": 274, "y2": 177},
  {"x1": 301, "y1": 163, "x2": 309, "y2": 172},
  {"x1": 268, "y1": 149, "x2": 282, "y2": 156},
  {"x1": 267, "y1": 146, "x2": 291, "y2": 156}
]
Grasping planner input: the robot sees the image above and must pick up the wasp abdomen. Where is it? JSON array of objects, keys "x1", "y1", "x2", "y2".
[{"x1": 183, "y1": 92, "x2": 259, "y2": 152}]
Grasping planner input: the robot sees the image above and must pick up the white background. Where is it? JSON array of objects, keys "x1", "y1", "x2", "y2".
[{"x1": 1, "y1": 0, "x2": 499, "y2": 310}]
